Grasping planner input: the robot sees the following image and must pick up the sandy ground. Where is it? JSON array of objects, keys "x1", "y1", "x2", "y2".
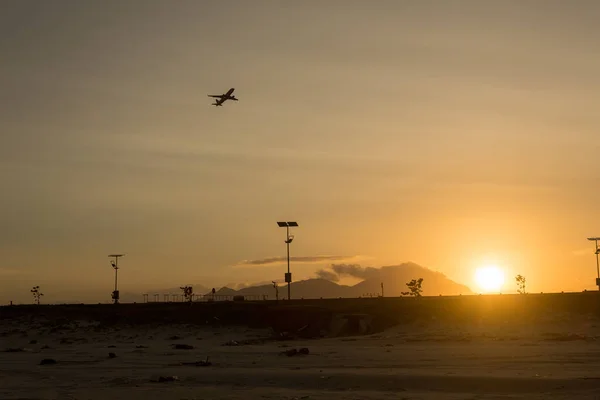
[{"x1": 2, "y1": 318, "x2": 600, "y2": 399}]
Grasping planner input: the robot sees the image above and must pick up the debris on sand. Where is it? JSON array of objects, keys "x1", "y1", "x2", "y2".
[
  {"x1": 39, "y1": 358, "x2": 57, "y2": 365},
  {"x1": 281, "y1": 349, "x2": 297, "y2": 357},
  {"x1": 172, "y1": 344, "x2": 194, "y2": 350},
  {"x1": 180, "y1": 356, "x2": 212, "y2": 367},
  {"x1": 280, "y1": 348, "x2": 310, "y2": 357},
  {"x1": 59, "y1": 337, "x2": 87, "y2": 345},
  {"x1": 222, "y1": 337, "x2": 285, "y2": 346},
  {"x1": 151, "y1": 375, "x2": 179, "y2": 383},
  {"x1": 108, "y1": 352, "x2": 117, "y2": 358},
  {"x1": 4, "y1": 347, "x2": 26, "y2": 353},
  {"x1": 275, "y1": 332, "x2": 295, "y2": 341}
]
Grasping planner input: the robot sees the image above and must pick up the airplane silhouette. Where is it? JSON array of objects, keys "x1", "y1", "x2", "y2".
[{"x1": 208, "y1": 88, "x2": 238, "y2": 106}]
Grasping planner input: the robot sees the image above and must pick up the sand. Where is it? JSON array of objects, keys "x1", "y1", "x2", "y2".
[{"x1": 2, "y1": 315, "x2": 600, "y2": 400}]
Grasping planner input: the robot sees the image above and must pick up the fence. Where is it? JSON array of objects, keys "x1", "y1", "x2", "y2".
[{"x1": 141, "y1": 293, "x2": 267, "y2": 303}]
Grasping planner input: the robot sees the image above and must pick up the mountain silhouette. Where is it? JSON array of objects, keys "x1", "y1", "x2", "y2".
[
  {"x1": 201, "y1": 263, "x2": 472, "y2": 299},
  {"x1": 210, "y1": 279, "x2": 353, "y2": 299},
  {"x1": 346, "y1": 263, "x2": 471, "y2": 297}
]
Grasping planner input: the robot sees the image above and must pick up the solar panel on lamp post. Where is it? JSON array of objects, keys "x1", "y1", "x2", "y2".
[
  {"x1": 277, "y1": 221, "x2": 298, "y2": 300},
  {"x1": 109, "y1": 254, "x2": 125, "y2": 304},
  {"x1": 587, "y1": 238, "x2": 600, "y2": 290}
]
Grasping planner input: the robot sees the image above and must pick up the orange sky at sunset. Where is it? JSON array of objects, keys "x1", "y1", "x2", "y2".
[{"x1": 1, "y1": 1, "x2": 600, "y2": 303}]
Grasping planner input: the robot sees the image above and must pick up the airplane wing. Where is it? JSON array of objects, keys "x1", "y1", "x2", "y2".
[{"x1": 208, "y1": 89, "x2": 236, "y2": 106}]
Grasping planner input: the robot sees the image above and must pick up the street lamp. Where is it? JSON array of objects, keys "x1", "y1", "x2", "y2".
[
  {"x1": 587, "y1": 238, "x2": 600, "y2": 290},
  {"x1": 277, "y1": 221, "x2": 298, "y2": 300},
  {"x1": 109, "y1": 254, "x2": 125, "y2": 304}
]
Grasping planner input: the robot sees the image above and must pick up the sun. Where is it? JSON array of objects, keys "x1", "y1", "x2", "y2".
[{"x1": 474, "y1": 265, "x2": 505, "y2": 293}]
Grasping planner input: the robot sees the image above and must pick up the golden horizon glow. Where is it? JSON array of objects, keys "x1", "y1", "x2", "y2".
[
  {"x1": 1, "y1": 1, "x2": 600, "y2": 304},
  {"x1": 474, "y1": 265, "x2": 505, "y2": 293}
]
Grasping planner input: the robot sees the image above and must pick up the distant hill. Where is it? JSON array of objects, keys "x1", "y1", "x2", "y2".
[
  {"x1": 199, "y1": 263, "x2": 472, "y2": 300},
  {"x1": 211, "y1": 279, "x2": 354, "y2": 299},
  {"x1": 349, "y1": 263, "x2": 471, "y2": 297}
]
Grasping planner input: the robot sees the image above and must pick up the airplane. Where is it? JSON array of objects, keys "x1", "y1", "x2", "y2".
[{"x1": 208, "y1": 88, "x2": 238, "y2": 106}]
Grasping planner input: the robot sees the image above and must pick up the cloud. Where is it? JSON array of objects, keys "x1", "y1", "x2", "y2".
[
  {"x1": 315, "y1": 262, "x2": 434, "y2": 282},
  {"x1": 235, "y1": 255, "x2": 359, "y2": 267},
  {"x1": 314, "y1": 263, "x2": 379, "y2": 282},
  {"x1": 223, "y1": 281, "x2": 277, "y2": 290},
  {"x1": 315, "y1": 269, "x2": 340, "y2": 282},
  {"x1": 330, "y1": 263, "x2": 381, "y2": 280}
]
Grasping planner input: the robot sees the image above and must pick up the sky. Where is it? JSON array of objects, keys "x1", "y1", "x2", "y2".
[{"x1": 1, "y1": 0, "x2": 600, "y2": 303}]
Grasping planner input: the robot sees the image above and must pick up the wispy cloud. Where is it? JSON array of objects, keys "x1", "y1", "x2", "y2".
[
  {"x1": 316, "y1": 264, "x2": 381, "y2": 281},
  {"x1": 315, "y1": 269, "x2": 340, "y2": 282},
  {"x1": 314, "y1": 262, "x2": 443, "y2": 282},
  {"x1": 235, "y1": 255, "x2": 362, "y2": 267},
  {"x1": 222, "y1": 280, "x2": 281, "y2": 289}
]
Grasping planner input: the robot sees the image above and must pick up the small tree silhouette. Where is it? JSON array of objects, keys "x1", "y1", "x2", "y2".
[
  {"x1": 31, "y1": 286, "x2": 43, "y2": 305},
  {"x1": 180, "y1": 286, "x2": 193, "y2": 302},
  {"x1": 515, "y1": 275, "x2": 526, "y2": 294},
  {"x1": 401, "y1": 278, "x2": 423, "y2": 297}
]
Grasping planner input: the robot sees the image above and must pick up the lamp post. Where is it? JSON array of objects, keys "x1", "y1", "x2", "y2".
[
  {"x1": 587, "y1": 237, "x2": 600, "y2": 290},
  {"x1": 277, "y1": 221, "x2": 298, "y2": 300},
  {"x1": 109, "y1": 254, "x2": 125, "y2": 304}
]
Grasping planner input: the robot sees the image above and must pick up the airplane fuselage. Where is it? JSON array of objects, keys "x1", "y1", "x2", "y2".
[{"x1": 208, "y1": 88, "x2": 238, "y2": 106}]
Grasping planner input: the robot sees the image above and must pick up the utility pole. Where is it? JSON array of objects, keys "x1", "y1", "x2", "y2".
[
  {"x1": 587, "y1": 238, "x2": 600, "y2": 290},
  {"x1": 109, "y1": 254, "x2": 125, "y2": 304},
  {"x1": 277, "y1": 221, "x2": 298, "y2": 300}
]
